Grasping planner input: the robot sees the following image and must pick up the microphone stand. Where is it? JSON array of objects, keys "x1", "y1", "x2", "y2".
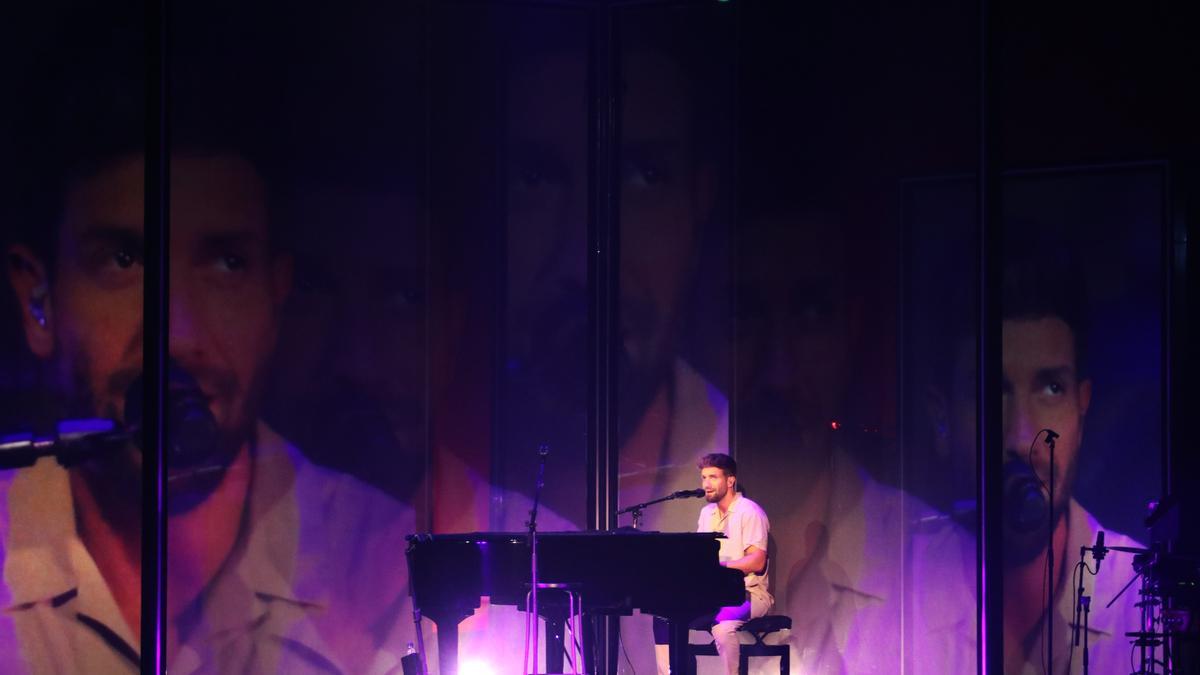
[
  {"x1": 1081, "y1": 594, "x2": 1091, "y2": 674},
  {"x1": 1073, "y1": 537, "x2": 1110, "y2": 675},
  {"x1": 616, "y1": 490, "x2": 703, "y2": 530},
  {"x1": 523, "y1": 445, "x2": 549, "y2": 675},
  {"x1": 1074, "y1": 547, "x2": 1087, "y2": 649},
  {"x1": 1045, "y1": 431, "x2": 1057, "y2": 673}
]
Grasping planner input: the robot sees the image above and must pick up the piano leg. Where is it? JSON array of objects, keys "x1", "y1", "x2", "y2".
[
  {"x1": 666, "y1": 617, "x2": 692, "y2": 675},
  {"x1": 426, "y1": 612, "x2": 463, "y2": 675}
]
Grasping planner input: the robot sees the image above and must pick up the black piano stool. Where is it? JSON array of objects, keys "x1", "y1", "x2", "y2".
[{"x1": 688, "y1": 615, "x2": 791, "y2": 675}]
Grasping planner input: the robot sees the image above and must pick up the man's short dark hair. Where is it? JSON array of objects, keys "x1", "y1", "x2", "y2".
[
  {"x1": 2, "y1": 6, "x2": 145, "y2": 273},
  {"x1": 698, "y1": 452, "x2": 737, "y2": 477},
  {"x1": 3, "y1": 3, "x2": 283, "y2": 274},
  {"x1": 1002, "y1": 256, "x2": 1089, "y2": 379}
]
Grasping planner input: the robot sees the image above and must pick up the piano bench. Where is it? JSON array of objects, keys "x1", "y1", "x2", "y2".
[{"x1": 689, "y1": 615, "x2": 791, "y2": 675}]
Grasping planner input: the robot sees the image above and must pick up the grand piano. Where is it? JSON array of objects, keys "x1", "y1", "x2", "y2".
[{"x1": 406, "y1": 531, "x2": 745, "y2": 674}]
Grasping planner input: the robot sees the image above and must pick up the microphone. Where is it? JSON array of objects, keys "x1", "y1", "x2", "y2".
[
  {"x1": 0, "y1": 361, "x2": 222, "y2": 475},
  {"x1": 131, "y1": 362, "x2": 231, "y2": 514},
  {"x1": 1090, "y1": 530, "x2": 1107, "y2": 571},
  {"x1": 672, "y1": 488, "x2": 705, "y2": 499},
  {"x1": 1043, "y1": 429, "x2": 1060, "y2": 444},
  {"x1": 125, "y1": 363, "x2": 223, "y2": 473},
  {"x1": 1004, "y1": 457, "x2": 1048, "y2": 533},
  {"x1": 0, "y1": 418, "x2": 128, "y2": 469}
]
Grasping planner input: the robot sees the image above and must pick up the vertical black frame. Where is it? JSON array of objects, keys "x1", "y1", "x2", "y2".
[
  {"x1": 587, "y1": 2, "x2": 622, "y2": 670},
  {"x1": 978, "y1": 0, "x2": 1004, "y2": 671},
  {"x1": 142, "y1": 0, "x2": 168, "y2": 670},
  {"x1": 585, "y1": 0, "x2": 619, "y2": 537}
]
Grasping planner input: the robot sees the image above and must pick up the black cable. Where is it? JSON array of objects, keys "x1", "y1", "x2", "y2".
[
  {"x1": 1028, "y1": 428, "x2": 1055, "y2": 675},
  {"x1": 1029, "y1": 428, "x2": 1048, "y2": 675},
  {"x1": 1041, "y1": 546, "x2": 1049, "y2": 675},
  {"x1": 615, "y1": 619, "x2": 637, "y2": 675},
  {"x1": 1046, "y1": 431, "x2": 1056, "y2": 675},
  {"x1": 1027, "y1": 429, "x2": 1050, "y2": 493}
]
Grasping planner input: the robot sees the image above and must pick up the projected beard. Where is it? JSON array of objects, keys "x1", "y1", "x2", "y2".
[
  {"x1": 259, "y1": 185, "x2": 427, "y2": 501},
  {"x1": 162, "y1": 359, "x2": 257, "y2": 513},
  {"x1": 736, "y1": 385, "x2": 838, "y2": 504},
  {"x1": 1003, "y1": 453, "x2": 1078, "y2": 566},
  {"x1": 269, "y1": 383, "x2": 424, "y2": 496},
  {"x1": 505, "y1": 284, "x2": 671, "y2": 458},
  {"x1": 60, "y1": 351, "x2": 257, "y2": 516},
  {"x1": 733, "y1": 239, "x2": 855, "y2": 501},
  {"x1": 47, "y1": 325, "x2": 145, "y2": 518}
]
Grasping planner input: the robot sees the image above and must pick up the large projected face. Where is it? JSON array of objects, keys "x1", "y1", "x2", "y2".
[
  {"x1": 7, "y1": 152, "x2": 289, "y2": 627},
  {"x1": 264, "y1": 184, "x2": 425, "y2": 499},
  {"x1": 735, "y1": 215, "x2": 853, "y2": 452},
  {"x1": 9, "y1": 153, "x2": 287, "y2": 473},
  {"x1": 1001, "y1": 316, "x2": 1091, "y2": 518},
  {"x1": 504, "y1": 45, "x2": 703, "y2": 427}
]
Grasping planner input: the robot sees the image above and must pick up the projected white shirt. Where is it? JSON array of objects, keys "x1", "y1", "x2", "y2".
[{"x1": 0, "y1": 422, "x2": 417, "y2": 675}]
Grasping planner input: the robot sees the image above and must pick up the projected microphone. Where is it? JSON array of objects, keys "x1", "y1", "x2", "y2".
[
  {"x1": 128, "y1": 362, "x2": 234, "y2": 514},
  {"x1": 124, "y1": 363, "x2": 222, "y2": 473},
  {"x1": 0, "y1": 418, "x2": 128, "y2": 469},
  {"x1": 1004, "y1": 457, "x2": 1048, "y2": 533},
  {"x1": 672, "y1": 488, "x2": 705, "y2": 499}
]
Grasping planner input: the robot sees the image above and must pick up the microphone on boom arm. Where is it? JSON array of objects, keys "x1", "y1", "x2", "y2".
[
  {"x1": 0, "y1": 418, "x2": 128, "y2": 469},
  {"x1": 0, "y1": 361, "x2": 227, "y2": 514},
  {"x1": 1088, "y1": 530, "x2": 1107, "y2": 572}
]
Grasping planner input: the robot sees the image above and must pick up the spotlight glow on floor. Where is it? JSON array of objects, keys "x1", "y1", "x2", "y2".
[{"x1": 460, "y1": 659, "x2": 496, "y2": 675}]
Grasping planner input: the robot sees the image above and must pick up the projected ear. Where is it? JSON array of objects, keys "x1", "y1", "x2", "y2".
[{"x1": 6, "y1": 244, "x2": 55, "y2": 358}]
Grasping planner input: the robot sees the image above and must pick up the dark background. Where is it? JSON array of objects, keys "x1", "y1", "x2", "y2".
[{"x1": 1, "y1": 0, "x2": 1196, "y2": 672}]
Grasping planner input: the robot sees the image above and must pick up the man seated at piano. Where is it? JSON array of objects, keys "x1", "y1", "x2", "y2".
[{"x1": 654, "y1": 454, "x2": 774, "y2": 675}]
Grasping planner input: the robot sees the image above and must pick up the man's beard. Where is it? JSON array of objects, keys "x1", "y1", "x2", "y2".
[
  {"x1": 56, "y1": 348, "x2": 258, "y2": 515},
  {"x1": 54, "y1": 348, "x2": 140, "y2": 425},
  {"x1": 55, "y1": 350, "x2": 144, "y2": 520},
  {"x1": 166, "y1": 361, "x2": 259, "y2": 513},
  {"x1": 1003, "y1": 476, "x2": 1073, "y2": 567},
  {"x1": 736, "y1": 389, "x2": 836, "y2": 464},
  {"x1": 506, "y1": 288, "x2": 672, "y2": 450},
  {"x1": 263, "y1": 383, "x2": 425, "y2": 501},
  {"x1": 497, "y1": 291, "x2": 673, "y2": 528}
]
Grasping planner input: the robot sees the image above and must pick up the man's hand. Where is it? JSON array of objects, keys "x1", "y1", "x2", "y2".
[{"x1": 722, "y1": 545, "x2": 766, "y2": 576}]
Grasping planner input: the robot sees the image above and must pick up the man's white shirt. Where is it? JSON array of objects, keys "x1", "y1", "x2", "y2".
[{"x1": 0, "y1": 422, "x2": 418, "y2": 674}]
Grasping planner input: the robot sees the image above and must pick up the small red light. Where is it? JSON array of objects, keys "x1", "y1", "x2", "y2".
[{"x1": 830, "y1": 420, "x2": 840, "y2": 430}]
